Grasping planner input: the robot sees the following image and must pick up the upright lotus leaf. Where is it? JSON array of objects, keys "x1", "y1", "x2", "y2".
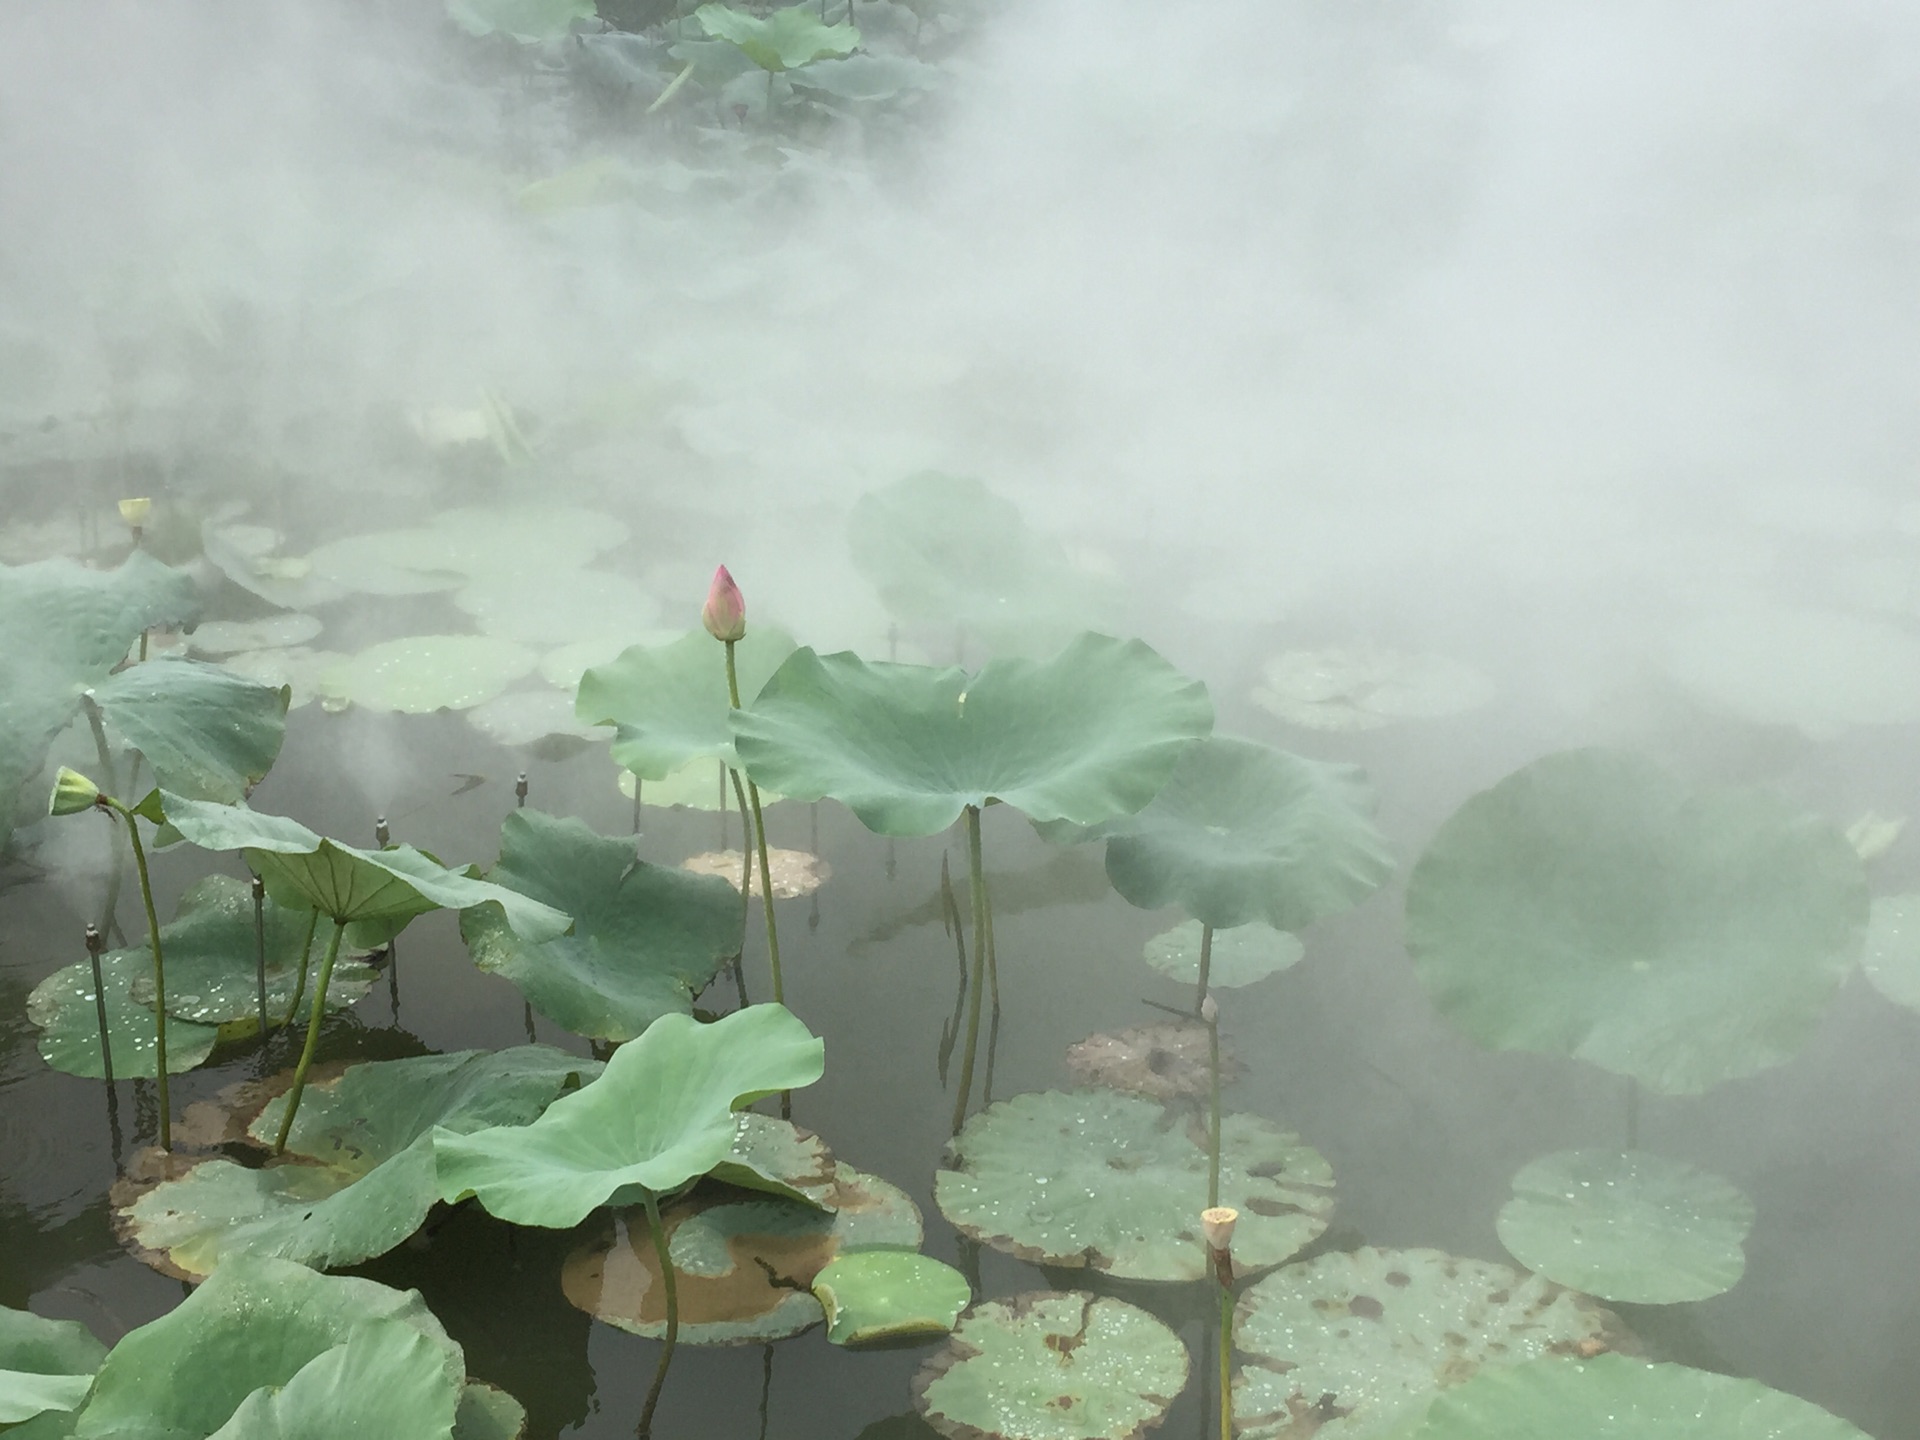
[
  {"x1": 1861, "y1": 894, "x2": 1920, "y2": 1011},
  {"x1": 813, "y1": 1251, "x2": 971, "y2": 1346},
  {"x1": 1383, "y1": 1355, "x2": 1870, "y2": 1440},
  {"x1": 733, "y1": 634, "x2": 1213, "y2": 837},
  {"x1": 1404, "y1": 748, "x2": 1867, "y2": 1094},
  {"x1": 205, "y1": 1320, "x2": 460, "y2": 1440},
  {"x1": 562, "y1": 1165, "x2": 921, "y2": 1344},
  {"x1": 1043, "y1": 737, "x2": 1394, "y2": 930},
  {"x1": 28, "y1": 949, "x2": 220, "y2": 1079},
  {"x1": 1252, "y1": 647, "x2": 1493, "y2": 732},
  {"x1": 575, "y1": 626, "x2": 797, "y2": 780},
  {"x1": 460, "y1": 810, "x2": 738, "y2": 1042},
  {"x1": 119, "y1": 1048, "x2": 597, "y2": 1279},
  {"x1": 1495, "y1": 1149, "x2": 1754, "y2": 1304},
  {"x1": 694, "y1": 3, "x2": 858, "y2": 71},
  {"x1": 913, "y1": 1291, "x2": 1187, "y2": 1440},
  {"x1": 87, "y1": 659, "x2": 289, "y2": 803},
  {"x1": 1143, "y1": 920, "x2": 1303, "y2": 989},
  {"x1": 935, "y1": 1089, "x2": 1333, "y2": 1283},
  {"x1": 1234, "y1": 1247, "x2": 1625, "y2": 1440},
  {"x1": 318, "y1": 636, "x2": 537, "y2": 714},
  {"x1": 0, "y1": 1305, "x2": 107, "y2": 1424},
  {"x1": 434, "y1": 1004, "x2": 824, "y2": 1228}
]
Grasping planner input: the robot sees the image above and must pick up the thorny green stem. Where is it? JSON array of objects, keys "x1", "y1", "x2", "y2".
[
  {"x1": 950, "y1": 805, "x2": 990, "y2": 1135},
  {"x1": 110, "y1": 802, "x2": 169, "y2": 1150},
  {"x1": 725, "y1": 641, "x2": 783, "y2": 1007},
  {"x1": 1195, "y1": 921, "x2": 1214, "y2": 1016},
  {"x1": 275, "y1": 918, "x2": 347, "y2": 1154},
  {"x1": 282, "y1": 908, "x2": 321, "y2": 1029},
  {"x1": 636, "y1": 1187, "x2": 678, "y2": 1439}
]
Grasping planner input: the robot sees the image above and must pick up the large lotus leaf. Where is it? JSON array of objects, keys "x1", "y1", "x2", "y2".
[
  {"x1": 453, "y1": 570, "x2": 659, "y2": 648},
  {"x1": 1861, "y1": 894, "x2": 1920, "y2": 1011},
  {"x1": 159, "y1": 795, "x2": 571, "y2": 938},
  {"x1": 561, "y1": 1165, "x2": 921, "y2": 1344},
  {"x1": 935, "y1": 1089, "x2": 1332, "y2": 1283},
  {"x1": 119, "y1": 1048, "x2": 597, "y2": 1279},
  {"x1": 913, "y1": 1291, "x2": 1187, "y2": 1440},
  {"x1": 433, "y1": 1004, "x2": 824, "y2": 1227},
  {"x1": 205, "y1": 1319, "x2": 460, "y2": 1440},
  {"x1": 1252, "y1": 647, "x2": 1493, "y2": 732},
  {"x1": 88, "y1": 659, "x2": 289, "y2": 803},
  {"x1": 70, "y1": 1257, "x2": 466, "y2": 1440},
  {"x1": 1382, "y1": 1354, "x2": 1869, "y2": 1440},
  {"x1": 1044, "y1": 737, "x2": 1393, "y2": 930},
  {"x1": 459, "y1": 810, "x2": 737, "y2": 1042},
  {"x1": 733, "y1": 634, "x2": 1213, "y2": 837},
  {"x1": 1495, "y1": 1149, "x2": 1753, "y2": 1304},
  {"x1": 1403, "y1": 748, "x2": 1866, "y2": 1094},
  {"x1": 814, "y1": 1251, "x2": 971, "y2": 1346},
  {"x1": 304, "y1": 506, "x2": 627, "y2": 596},
  {"x1": 694, "y1": 3, "x2": 857, "y2": 71},
  {"x1": 317, "y1": 636, "x2": 536, "y2": 714},
  {"x1": 28, "y1": 950, "x2": 220, "y2": 1079},
  {"x1": 0, "y1": 1306, "x2": 106, "y2": 1424},
  {"x1": 1143, "y1": 920, "x2": 1303, "y2": 989},
  {"x1": 575, "y1": 626, "x2": 797, "y2": 779},
  {"x1": 1234, "y1": 1247, "x2": 1625, "y2": 1440},
  {"x1": 125, "y1": 875, "x2": 373, "y2": 1027}
]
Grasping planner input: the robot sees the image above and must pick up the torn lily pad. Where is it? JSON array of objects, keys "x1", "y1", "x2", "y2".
[
  {"x1": 935, "y1": 1089, "x2": 1332, "y2": 1283},
  {"x1": 1253, "y1": 647, "x2": 1492, "y2": 732},
  {"x1": 1143, "y1": 920, "x2": 1303, "y2": 989},
  {"x1": 1495, "y1": 1150, "x2": 1754, "y2": 1305},
  {"x1": 913, "y1": 1291, "x2": 1186, "y2": 1440},
  {"x1": 28, "y1": 949, "x2": 220, "y2": 1079},
  {"x1": 814, "y1": 1251, "x2": 970, "y2": 1346},
  {"x1": 318, "y1": 636, "x2": 537, "y2": 714},
  {"x1": 681, "y1": 846, "x2": 831, "y2": 898},
  {"x1": 0, "y1": 1304, "x2": 107, "y2": 1424},
  {"x1": 561, "y1": 1165, "x2": 920, "y2": 1344},
  {"x1": 1064, "y1": 1022, "x2": 1241, "y2": 1103}
]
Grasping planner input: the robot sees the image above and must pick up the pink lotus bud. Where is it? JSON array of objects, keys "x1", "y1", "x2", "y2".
[
  {"x1": 702, "y1": 565, "x2": 746, "y2": 643},
  {"x1": 1202, "y1": 1205, "x2": 1238, "y2": 1251}
]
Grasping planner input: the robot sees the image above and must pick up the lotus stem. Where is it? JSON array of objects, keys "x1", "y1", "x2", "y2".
[
  {"x1": 251, "y1": 872, "x2": 268, "y2": 1041},
  {"x1": 1217, "y1": 1280, "x2": 1233, "y2": 1440},
  {"x1": 1203, "y1": 1207, "x2": 1238, "y2": 1440},
  {"x1": 1203, "y1": 994, "x2": 1222, "y2": 1209},
  {"x1": 275, "y1": 917, "x2": 347, "y2": 1155},
  {"x1": 1195, "y1": 921, "x2": 1214, "y2": 1016},
  {"x1": 632, "y1": 776, "x2": 643, "y2": 835},
  {"x1": 950, "y1": 805, "x2": 990, "y2": 1135},
  {"x1": 1625, "y1": 1077, "x2": 1640, "y2": 1151},
  {"x1": 85, "y1": 923, "x2": 112, "y2": 1084},
  {"x1": 282, "y1": 908, "x2": 320, "y2": 1029},
  {"x1": 724, "y1": 640, "x2": 783, "y2": 1008},
  {"x1": 728, "y1": 767, "x2": 755, "y2": 1008},
  {"x1": 112, "y1": 801, "x2": 169, "y2": 1150},
  {"x1": 85, "y1": 698, "x2": 129, "y2": 946},
  {"x1": 636, "y1": 1187, "x2": 678, "y2": 1439}
]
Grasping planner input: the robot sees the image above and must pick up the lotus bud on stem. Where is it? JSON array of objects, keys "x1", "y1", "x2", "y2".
[
  {"x1": 702, "y1": 564, "x2": 747, "y2": 643},
  {"x1": 1203, "y1": 1204, "x2": 1239, "y2": 1440},
  {"x1": 117, "y1": 497, "x2": 150, "y2": 547}
]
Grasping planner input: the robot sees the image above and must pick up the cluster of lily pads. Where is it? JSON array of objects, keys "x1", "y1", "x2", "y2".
[{"x1": 0, "y1": 461, "x2": 1896, "y2": 1440}]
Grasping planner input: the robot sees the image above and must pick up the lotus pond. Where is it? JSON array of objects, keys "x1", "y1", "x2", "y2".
[{"x1": 6, "y1": 5, "x2": 1920, "y2": 1440}]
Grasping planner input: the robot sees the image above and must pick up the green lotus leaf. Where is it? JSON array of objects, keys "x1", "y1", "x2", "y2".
[
  {"x1": 846, "y1": 473, "x2": 1112, "y2": 654},
  {"x1": 459, "y1": 810, "x2": 737, "y2": 1042},
  {"x1": 464, "y1": 690, "x2": 600, "y2": 755},
  {"x1": 119, "y1": 1048, "x2": 597, "y2": 1279},
  {"x1": 447, "y1": 0, "x2": 595, "y2": 41},
  {"x1": 159, "y1": 795, "x2": 571, "y2": 938},
  {"x1": 1142, "y1": 919, "x2": 1303, "y2": 989},
  {"x1": 305, "y1": 506, "x2": 627, "y2": 596},
  {"x1": 935, "y1": 1089, "x2": 1332, "y2": 1283},
  {"x1": 694, "y1": 3, "x2": 858, "y2": 71},
  {"x1": 814, "y1": 1250, "x2": 970, "y2": 1346},
  {"x1": 1252, "y1": 646, "x2": 1493, "y2": 732},
  {"x1": 1234, "y1": 1247, "x2": 1625, "y2": 1440},
  {"x1": 1044, "y1": 737, "x2": 1393, "y2": 930},
  {"x1": 0, "y1": 1305, "x2": 106, "y2": 1424},
  {"x1": 124, "y1": 875, "x2": 373, "y2": 1027},
  {"x1": 576, "y1": 626, "x2": 798, "y2": 779},
  {"x1": 1495, "y1": 1149, "x2": 1753, "y2": 1304},
  {"x1": 454, "y1": 1384, "x2": 528, "y2": 1440},
  {"x1": 1861, "y1": 893, "x2": 1920, "y2": 1011},
  {"x1": 205, "y1": 1319, "x2": 460, "y2": 1440},
  {"x1": 710, "y1": 1113, "x2": 838, "y2": 1207},
  {"x1": 561, "y1": 1165, "x2": 921, "y2": 1344},
  {"x1": 433, "y1": 1004, "x2": 824, "y2": 1227},
  {"x1": 199, "y1": 522, "x2": 344, "y2": 611},
  {"x1": 790, "y1": 52, "x2": 941, "y2": 102},
  {"x1": 187, "y1": 614, "x2": 323, "y2": 658},
  {"x1": 1667, "y1": 599, "x2": 1920, "y2": 733},
  {"x1": 1383, "y1": 1354, "x2": 1870, "y2": 1440},
  {"x1": 317, "y1": 636, "x2": 536, "y2": 714},
  {"x1": 27, "y1": 950, "x2": 220, "y2": 1079},
  {"x1": 213, "y1": 646, "x2": 350, "y2": 712},
  {"x1": 733, "y1": 634, "x2": 1212, "y2": 837},
  {"x1": 1403, "y1": 748, "x2": 1866, "y2": 1094},
  {"x1": 453, "y1": 570, "x2": 659, "y2": 648},
  {"x1": 86, "y1": 659, "x2": 287, "y2": 804},
  {"x1": 913, "y1": 1291, "x2": 1187, "y2": 1440}
]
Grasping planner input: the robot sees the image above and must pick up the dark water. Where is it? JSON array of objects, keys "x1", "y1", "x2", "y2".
[{"x1": 5, "y1": 688, "x2": 1920, "y2": 1439}]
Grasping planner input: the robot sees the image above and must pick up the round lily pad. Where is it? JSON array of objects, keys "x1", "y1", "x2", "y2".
[
  {"x1": 453, "y1": 569, "x2": 660, "y2": 647},
  {"x1": 1253, "y1": 647, "x2": 1493, "y2": 732},
  {"x1": 814, "y1": 1251, "x2": 971, "y2": 1346},
  {"x1": 561, "y1": 1165, "x2": 921, "y2": 1344},
  {"x1": 216, "y1": 646, "x2": 351, "y2": 710},
  {"x1": 1861, "y1": 894, "x2": 1920, "y2": 1011},
  {"x1": 27, "y1": 950, "x2": 221, "y2": 1079},
  {"x1": 465, "y1": 689, "x2": 601, "y2": 753},
  {"x1": 1404, "y1": 748, "x2": 1866, "y2": 1094},
  {"x1": 936, "y1": 1089, "x2": 1332, "y2": 1283},
  {"x1": 307, "y1": 506, "x2": 629, "y2": 597},
  {"x1": 1063, "y1": 1022, "x2": 1241, "y2": 1103},
  {"x1": 1234, "y1": 1247, "x2": 1625, "y2": 1440},
  {"x1": 1143, "y1": 920, "x2": 1303, "y2": 989},
  {"x1": 681, "y1": 846, "x2": 831, "y2": 898},
  {"x1": 318, "y1": 636, "x2": 537, "y2": 714},
  {"x1": 618, "y1": 761, "x2": 741, "y2": 812},
  {"x1": 913, "y1": 1291, "x2": 1187, "y2": 1440},
  {"x1": 1666, "y1": 600, "x2": 1920, "y2": 733},
  {"x1": 1495, "y1": 1149, "x2": 1753, "y2": 1305},
  {"x1": 188, "y1": 614, "x2": 324, "y2": 658}
]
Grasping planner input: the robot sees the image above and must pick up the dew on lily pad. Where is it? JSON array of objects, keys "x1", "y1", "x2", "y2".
[
  {"x1": 1860, "y1": 894, "x2": 1920, "y2": 1012},
  {"x1": 1494, "y1": 1149, "x2": 1754, "y2": 1305},
  {"x1": 1252, "y1": 646, "x2": 1493, "y2": 732},
  {"x1": 318, "y1": 636, "x2": 538, "y2": 714},
  {"x1": 1143, "y1": 920, "x2": 1303, "y2": 989},
  {"x1": 306, "y1": 505, "x2": 629, "y2": 597},
  {"x1": 814, "y1": 1250, "x2": 971, "y2": 1346},
  {"x1": 27, "y1": 950, "x2": 221, "y2": 1080},
  {"x1": 217, "y1": 645, "x2": 352, "y2": 710},
  {"x1": 681, "y1": 846, "x2": 831, "y2": 898},
  {"x1": 187, "y1": 613, "x2": 324, "y2": 658},
  {"x1": 1063, "y1": 1021, "x2": 1241, "y2": 1103}
]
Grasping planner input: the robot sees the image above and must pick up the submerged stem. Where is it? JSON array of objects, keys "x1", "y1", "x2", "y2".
[
  {"x1": 275, "y1": 918, "x2": 347, "y2": 1155},
  {"x1": 636, "y1": 1187, "x2": 679, "y2": 1439},
  {"x1": 950, "y1": 805, "x2": 989, "y2": 1135},
  {"x1": 115, "y1": 805, "x2": 169, "y2": 1150}
]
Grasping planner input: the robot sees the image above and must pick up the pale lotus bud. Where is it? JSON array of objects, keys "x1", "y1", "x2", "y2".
[
  {"x1": 1202, "y1": 1206, "x2": 1239, "y2": 1251},
  {"x1": 1200, "y1": 994, "x2": 1219, "y2": 1025},
  {"x1": 702, "y1": 565, "x2": 746, "y2": 643},
  {"x1": 49, "y1": 767, "x2": 103, "y2": 816},
  {"x1": 117, "y1": 497, "x2": 152, "y2": 529}
]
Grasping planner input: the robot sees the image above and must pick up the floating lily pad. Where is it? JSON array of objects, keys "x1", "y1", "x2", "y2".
[
  {"x1": 1495, "y1": 1150, "x2": 1753, "y2": 1305},
  {"x1": 464, "y1": 690, "x2": 600, "y2": 755},
  {"x1": 0, "y1": 1305, "x2": 106, "y2": 1424},
  {"x1": 1063, "y1": 1022, "x2": 1241, "y2": 1103},
  {"x1": 318, "y1": 636, "x2": 537, "y2": 714},
  {"x1": 1234, "y1": 1247, "x2": 1625, "y2": 1440},
  {"x1": 541, "y1": 634, "x2": 679, "y2": 692},
  {"x1": 562, "y1": 1165, "x2": 920, "y2": 1344},
  {"x1": 1404, "y1": 748, "x2": 1866, "y2": 1094},
  {"x1": 733, "y1": 634, "x2": 1213, "y2": 837},
  {"x1": 1383, "y1": 1354, "x2": 1869, "y2": 1440},
  {"x1": 913, "y1": 1291, "x2": 1187, "y2": 1440},
  {"x1": 460, "y1": 810, "x2": 738, "y2": 1043},
  {"x1": 200, "y1": 521, "x2": 345, "y2": 610},
  {"x1": 188, "y1": 615, "x2": 324, "y2": 658},
  {"x1": 216, "y1": 646, "x2": 352, "y2": 711},
  {"x1": 814, "y1": 1251, "x2": 971, "y2": 1346},
  {"x1": 1667, "y1": 600, "x2": 1920, "y2": 733},
  {"x1": 681, "y1": 846, "x2": 831, "y2": 898},
  {"x1": 1846, "y1": 812, "x2": 1906, "y2": 862},
  {"x1": 936, "y1": 1089, "x2": 1331, "y2": 1283},
  {"x1": 448, "y1": 0, "x2": 595, "y2": 42},
  {"x1": 1253, "y1": 647, "x2": 1493, "y2": 732},
  {"x1": 306, "y1": 506, "x2": 628, "y2": 598},
  {"x1": 27, "y1": 950, "x2": 221, "y2": 1079},
  {"x1": 694, "y1": 2, "x2": 858, "y2": 71},
  {"x1": 1142, "y1": 920, "x2": 1304, "y2": 989},
  {"x1": 1861, "y1": 894, "x2": 1920, "y2": 1011},
  {"x1": 453, "y1": 570, "x2": 659, "y2": 648}
]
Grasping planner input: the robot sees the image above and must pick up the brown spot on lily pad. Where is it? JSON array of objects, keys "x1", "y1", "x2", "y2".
[{"x1": 681, "y1": 847, "x2": 832, "y2": 899}]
